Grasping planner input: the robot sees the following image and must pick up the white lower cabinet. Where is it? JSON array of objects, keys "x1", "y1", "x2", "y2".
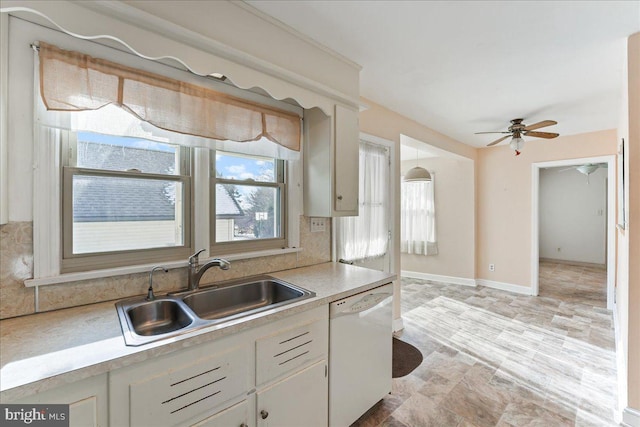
[
  {"x1": 256, "y1": 360, "x2": 328, "y2": 427},
  {"x1": 110, "y1": 336, "x2": 251, "y2": 427},
  {"x1": 109, "y1": 304, "x2": 329, "y2": 427},
  {"x1": 10, "y1": 374, "x2": 108, "y2": 427},
  {"x1": 6, "y1": 306, "x2": 329, "y2": 427}
]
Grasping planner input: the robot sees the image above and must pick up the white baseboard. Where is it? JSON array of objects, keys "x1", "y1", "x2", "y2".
[
  {"x1": 623, "y1": 407, "x2": 640, "y2": 427},
  {"x1": 393, "y1": 317, "x2": 404, "y2": 333},
  {"x1": 401, "y1": 270, "x2": 476, "y2": 287},
  {"x1": 476, "y1": 279, "x2": 533, "y2": 296}
]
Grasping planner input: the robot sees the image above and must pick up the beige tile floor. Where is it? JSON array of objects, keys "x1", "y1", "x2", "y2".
[{"x1": 352, "y1": 262, "x2": 616, "y2": 427}]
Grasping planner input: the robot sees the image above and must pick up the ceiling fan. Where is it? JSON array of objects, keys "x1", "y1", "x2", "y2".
[
  {"x1": 558, "y1": 163, "x2": 607, "y2": 183},
  {"x1": 476, "y1": 118, "x2": 559, "y2": 156}
]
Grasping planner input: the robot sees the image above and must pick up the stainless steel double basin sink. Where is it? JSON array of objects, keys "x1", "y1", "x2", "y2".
[{"x1": 116, "y1": 277, "x2": 315, "y2": 346}]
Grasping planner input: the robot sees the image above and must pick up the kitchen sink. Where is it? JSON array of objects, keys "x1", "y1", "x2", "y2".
[
  {"x1": 126, "y1": 299, "x2": 194, "y2": 336},
  {"x1": 183, "y1": 278, "x2": 310, "y2": 321},
  {"x1": 116, "y1": 276, "x2": 315, "y2": 346}
]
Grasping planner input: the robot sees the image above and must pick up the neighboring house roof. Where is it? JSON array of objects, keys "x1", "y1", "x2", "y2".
[
  {"x1": 216, "y1": 185, "x2": 244, "y2": 219},
  {"x1": 73, "y1": 141, "x2": 244, "y2": 221}
]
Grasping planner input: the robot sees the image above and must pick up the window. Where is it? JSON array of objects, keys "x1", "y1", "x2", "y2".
[
  {"x1": 210, "y1": 150, "x2": 286, "y2": 253},
  {"x1": 401, "y1": 176, "x2": 438, "y2": 255},
  {"x1": 33, "y1": 41, "x2": 302, "y2": 278},
  {"x1": 61, "y1": 131, "x2": 192, "y2": 272}
]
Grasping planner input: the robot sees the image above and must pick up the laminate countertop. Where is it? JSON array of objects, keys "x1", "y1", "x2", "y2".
[{"x1": 0, "y1": 262, "x2": 395, "y2": 401}]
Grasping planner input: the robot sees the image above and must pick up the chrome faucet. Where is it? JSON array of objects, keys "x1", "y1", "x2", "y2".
[
  {"x1": 147, "y1": 266, "x2": 168, "y2": 301},
  {"x1": 187, "y1": 249, "x2": 231, "y2": 291}
]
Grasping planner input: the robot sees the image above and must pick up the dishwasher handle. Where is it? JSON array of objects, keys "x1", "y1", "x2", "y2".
[{"x1": 330, "y1": 291, "x2": 392, "y2": 318}]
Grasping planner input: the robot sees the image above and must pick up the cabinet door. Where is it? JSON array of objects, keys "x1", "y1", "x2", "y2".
[
  {"x1": 334, "y1": 104, "x2": 359, "y2": 215},
  {"x1": 256, "y1": 360, "x2": 328, "y2": 427},
  {"x1": 110, "y1": 344, "x2": 250, "y2": 427},
  {"x1": 256, "y1": 318, "x2": 328, "y2": 386},
  {"x1": 11, "y1": 374, "x2": 108, "y2": 427}
]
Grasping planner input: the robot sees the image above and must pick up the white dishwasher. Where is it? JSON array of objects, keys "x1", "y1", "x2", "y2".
[{"x1": 329, "y1": 283, "x2": 394, "y2": 427}]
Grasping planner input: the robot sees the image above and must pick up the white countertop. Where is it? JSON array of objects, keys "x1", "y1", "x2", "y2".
[{"x1": 0, "y1": 262, "x2": 395, "y2": 401}]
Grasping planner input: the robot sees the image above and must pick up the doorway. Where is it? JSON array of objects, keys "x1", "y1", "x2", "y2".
[
  {"x1": 531, "y1": 155, "x2": 616, "y2": 309},
  {"x1": 334, "y1": 133, "x2": 395, "y2": 274}
]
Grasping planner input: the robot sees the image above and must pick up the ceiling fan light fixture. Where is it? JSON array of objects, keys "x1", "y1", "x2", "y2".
[
  {"x1": 576, "y1": 164, "x2": 599, "y2": 176},
  {"x1": 509, "y1": 136, "x2": 524, "y2": 156},
  {"x1": 404, "y1": 166, "x2": 432, "y2": 182}
]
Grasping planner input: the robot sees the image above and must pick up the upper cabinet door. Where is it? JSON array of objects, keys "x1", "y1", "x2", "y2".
[
  {"x1": 334, "y1": 105, "x2": 359, "y2": 215},
  {"x1": 303, "y1": 104, "x2": 359, "y2": 217}
]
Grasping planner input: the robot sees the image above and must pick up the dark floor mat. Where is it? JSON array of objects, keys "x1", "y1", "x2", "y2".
[{"x1": 392, "y1": 337, "x2": 423, "y2": 378}]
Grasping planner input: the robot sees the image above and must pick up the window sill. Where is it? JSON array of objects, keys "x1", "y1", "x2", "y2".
[{"x1": 24, "y1": 247, "x2": 302, "y2": 288}]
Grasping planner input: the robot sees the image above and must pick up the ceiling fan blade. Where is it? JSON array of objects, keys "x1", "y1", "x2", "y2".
[
  {"x1": 474, "y1": 131, "x2": 511, "y2": 135},
  {"x1": 558, "y1": 167, "x2": 575, "y2": 172},
  {"x1": 525, "y1": 131, "x2": 559, "y2": 139},
  {"x1": 524, "y1": 120, "x2": 557, "y2": 131},
  {"x1": 486, "y1": 135, "x2": 511, "y2": 146}
]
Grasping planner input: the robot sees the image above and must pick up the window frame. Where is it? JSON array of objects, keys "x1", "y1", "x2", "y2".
[
  {"x1": 60, "y1": 131, "x2": 193, "y2": 273},
  {"x1": 210, "y1": 150, "x2": 287, "y2": 255}
]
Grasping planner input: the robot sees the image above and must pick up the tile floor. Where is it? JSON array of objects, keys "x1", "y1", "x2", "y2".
[{"x1": 352, "y1": 262, "x2": 616, "y2": 427}]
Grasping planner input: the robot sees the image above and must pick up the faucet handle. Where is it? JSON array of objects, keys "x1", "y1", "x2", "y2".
[{"x1": 189, "y1": 249, "x2": 206, "y2": 266}]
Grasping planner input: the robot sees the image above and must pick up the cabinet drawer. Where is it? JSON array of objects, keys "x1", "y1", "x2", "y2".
[
  {"x1": 256, "y1": 318, "x2": 327, "y2": 385},
  {"x1": 129, "y1": 346, "x2": 248, "y2": 427},
  {"x1": 190, "y1": 399, "x2": 250, "y2": 427}
]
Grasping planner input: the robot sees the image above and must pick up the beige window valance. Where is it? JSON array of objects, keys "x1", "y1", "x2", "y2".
[{"x1": 38, "y1": 42, "x2": 301, "y2": 151}]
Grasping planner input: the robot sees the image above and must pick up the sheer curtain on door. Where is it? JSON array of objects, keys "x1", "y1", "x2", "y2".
[
  {"x1": 401, "y1": 176, "x2": 438, "y2": 255},
  {"x1": 337, "y1": 141, "x2": 389, "y2": 263}
]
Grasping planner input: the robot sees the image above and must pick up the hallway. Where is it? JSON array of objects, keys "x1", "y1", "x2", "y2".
[
  {"x1": 353, "y1": 275, "x2": 617, "y2": 427},
  {"x1": 539, "y1": 260, "x2": 608, "y2": 309}
]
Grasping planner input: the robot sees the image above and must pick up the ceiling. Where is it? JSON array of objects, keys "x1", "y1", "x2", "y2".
[{"x1": 245, "y1": 1, "x2": 640, "y2": 149}]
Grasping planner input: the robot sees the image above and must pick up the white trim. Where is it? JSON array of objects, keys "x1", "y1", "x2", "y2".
[
  {"x1": 234, "y1": 1, "x2": 361, "y2": 71},
  {"x1": 0, "y1": 12, "x2": 8, "y2": 224},
  {"x1": 531, "y1": 164, "x2": 540, "y2": 296},
  {"x1": 287, "y1": 141, "x2": 303, "y2": 249},
  {"x1": 193, "y1": 148, "x2": 210, "y2": 257},
  {"x1": 0, "y1": 3, "x2": 357, "y2": 111},
  {"x1": 392, "y1": 317, "x2": 404, "y2": 334},
  {"x1": 25, "y1": 247, "x2": 302, "y2": 287},
  {"x1": 476, "y1": 279, "x2": 534, "y2": 296},
  {"x1": 614, "y1": 303, "x2": 628, "y2": 424},
  {"x1": 531, "y1": 155, "x2": 616, "y2": 309},
  {"x1": 402, "y1": 270, "x2": 477, "y2": 288},
  {"x1": 32, "y1": 127, "x2": 61, "y2": 279},
  {"x1": 623, "y1": 407, "x2": 640, "y2": 427}
]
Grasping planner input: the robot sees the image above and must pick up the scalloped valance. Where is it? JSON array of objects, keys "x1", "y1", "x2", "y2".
[{"x1": 38, "y1": 42, "x2": 301, "y2": 151}]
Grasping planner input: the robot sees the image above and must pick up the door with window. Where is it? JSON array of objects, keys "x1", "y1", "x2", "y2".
[{"x1": 336, "y1": 140, "x2": 392, "y2": 273}]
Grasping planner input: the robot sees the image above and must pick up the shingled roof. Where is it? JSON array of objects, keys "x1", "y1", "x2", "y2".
[{"x1": 73, "y1": 141, "x2": 243, "y2": 222}]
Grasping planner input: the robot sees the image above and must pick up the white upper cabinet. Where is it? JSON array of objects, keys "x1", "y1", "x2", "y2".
[{"x1": 304, "y1": 104, "x2": 360, "y2": 217}]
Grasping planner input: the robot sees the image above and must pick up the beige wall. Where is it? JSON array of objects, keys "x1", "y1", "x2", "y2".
[
  {"x1": 400, "y1": 156, "x2": 475, "y2": 281},
  {"x1": 625, "y1": 31, "x2": 640, "y2": 416},
  {"x1": 476, "y1": 130, "x2": 617, "y2": 287}
]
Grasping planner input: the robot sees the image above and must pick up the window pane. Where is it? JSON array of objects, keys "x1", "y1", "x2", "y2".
[
  {"x1": 215, "y1": 184, "x2": 280, "y2": 242},
  {"x1": 76, "y1": 132, "x2": 179, "y2": 175},
  {"x1": 215, "y1": 151, "x2": 276, "y2": 182},
  {"x1": 72, "y1": 175, "x2": 184, "y2": 254}
]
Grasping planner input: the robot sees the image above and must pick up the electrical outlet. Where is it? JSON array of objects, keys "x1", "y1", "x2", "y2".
[
  {"x1": 489, "y1": 264, "x2": 495, "y2": 272},
  {"x1": 310, "y1": 217, "x2": 326, "y2": 233}
]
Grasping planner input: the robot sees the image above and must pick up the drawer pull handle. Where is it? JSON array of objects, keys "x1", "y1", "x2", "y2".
[
  {"x1": 337, "y1": 195, "x2": 343, "y2": 200},
  {"x1": 260, "y1": 410, "x2": 269, "y2": 419},
  {"x1": 240, "y1": 424, "x2": 248, "y2": 427}
]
